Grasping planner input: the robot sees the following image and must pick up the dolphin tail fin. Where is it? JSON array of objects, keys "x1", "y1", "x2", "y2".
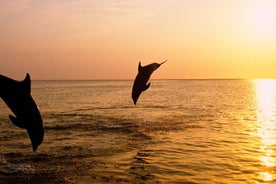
[
  {"x1": 143, "y1": 83, "x2": 151, "y2": 91},
  {"x1": 9, "y1": 115, "x2": 26, "y2": 129}
]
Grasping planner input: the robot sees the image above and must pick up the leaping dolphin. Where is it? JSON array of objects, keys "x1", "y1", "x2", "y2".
[
  {"x1": 0, "y1": 73, "x2": 44, "y2": 151},
  {"x1": 132, "y1": 60, "x2": 167, "y2": 105}
]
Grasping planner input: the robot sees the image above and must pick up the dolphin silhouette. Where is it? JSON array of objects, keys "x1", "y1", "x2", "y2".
[
  {"x1": 0, "y1": 73, "x2": 44, "y2": 151},
  {"x1": 132, "y1": 60, "x2": 167, "y2": 105}
]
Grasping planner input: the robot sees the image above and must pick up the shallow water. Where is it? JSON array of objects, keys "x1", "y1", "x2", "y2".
[{"x1": 1, "y1": 79, "x2": 276, "y2": 183}]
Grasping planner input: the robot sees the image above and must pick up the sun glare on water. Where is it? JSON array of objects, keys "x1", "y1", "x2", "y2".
[{"x1": 254, "y1": 79, "x2": 276, "y2": 181}]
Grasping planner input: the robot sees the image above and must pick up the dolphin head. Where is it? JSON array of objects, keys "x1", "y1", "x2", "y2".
[
  {"x1": 1, "y1": 73, "x2": 44, "y2": 151},
  {"x1": 146, "y1": 60, "x2": 167, "y2": 72},
  {"x1": 159, "y1": 60, "x2": 167, "y2": 65}
]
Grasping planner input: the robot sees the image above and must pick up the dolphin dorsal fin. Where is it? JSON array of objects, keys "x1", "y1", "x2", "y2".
[
  {"x1": 138, "y1": 62, "x2": 142, "y2": 72},
  {"x1": 22, "y1": 73, "x2": 31, "y2": 94}
]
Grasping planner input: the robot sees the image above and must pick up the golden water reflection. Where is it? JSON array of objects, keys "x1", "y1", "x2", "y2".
[{"x1": 254, "y1": 79, "x2": 276, "y2": 182}]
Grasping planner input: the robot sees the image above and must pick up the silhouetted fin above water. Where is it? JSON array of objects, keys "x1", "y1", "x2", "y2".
[
  {"x1": 0, "y1": 73, "x2": 44, "y2": 151},
  {"x1": 132, "y1": 60, "x2": 167, "y2": 105}
]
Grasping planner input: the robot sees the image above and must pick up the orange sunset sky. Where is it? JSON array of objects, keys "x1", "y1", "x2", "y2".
[{"x1": 0, "y1": 0, "x2": 276, "y2": 80}]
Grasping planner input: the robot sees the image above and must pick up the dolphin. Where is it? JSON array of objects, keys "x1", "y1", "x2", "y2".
[
  {"x1": 132, "y1": 60, "x2": 167, "y2": 105},
  {"x1": 0, "y1": 73, "x2": 44, "y2": 151}
]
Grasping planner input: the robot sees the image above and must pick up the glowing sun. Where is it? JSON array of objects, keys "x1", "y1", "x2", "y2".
[{"x1": 246, "y1": 2, "x2": 276, "y2": 41}]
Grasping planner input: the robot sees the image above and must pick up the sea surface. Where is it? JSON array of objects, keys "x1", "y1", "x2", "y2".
[{"x1": 1, "y1": 79, "x2": 276, "y2": 183}]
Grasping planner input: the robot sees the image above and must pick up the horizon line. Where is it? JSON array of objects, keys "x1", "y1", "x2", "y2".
[{"x1": 32, "y1": 78, "x2": 276, "y2": 81}]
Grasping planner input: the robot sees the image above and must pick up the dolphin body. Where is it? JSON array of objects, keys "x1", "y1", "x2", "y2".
[
  {"x1": 0, "y1": 73, "x2": 44, "y2": 151},
  {"x1": 132, "y1": 60, "x2": 167, "y2": 105}
]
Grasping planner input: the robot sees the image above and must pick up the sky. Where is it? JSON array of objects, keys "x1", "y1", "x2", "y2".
[{"x1": 0, "y1": 0, "x2": 276, "y2": 80}]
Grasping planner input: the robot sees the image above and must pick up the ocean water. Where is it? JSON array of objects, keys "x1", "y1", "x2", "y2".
[{"x1": 1, "y1": 79, "x2": 276, "y2": 183}]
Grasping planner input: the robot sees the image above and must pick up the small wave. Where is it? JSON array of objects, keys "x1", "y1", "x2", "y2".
[
  {"x1": 97, "y1": 122, "x2": 139, "y2": 134},
  {"x1": 0, "y1": 155, "x2": 34, "y2": 174},
  {"x1": 98, "y1": 122, "x2": 138, "y2": 129}
]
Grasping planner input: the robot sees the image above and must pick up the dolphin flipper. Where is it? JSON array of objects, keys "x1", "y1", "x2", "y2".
[
  {"x1": 143, "y1": 83, "x2": 151, "y2": 91},
  {"x1": 9, "y1": 115, "x2": 26, "y2": 129}
]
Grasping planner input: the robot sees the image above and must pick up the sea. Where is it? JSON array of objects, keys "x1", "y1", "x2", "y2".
[{"x1": 1, "y1": 79, "x2": 276, "y2": 183}]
